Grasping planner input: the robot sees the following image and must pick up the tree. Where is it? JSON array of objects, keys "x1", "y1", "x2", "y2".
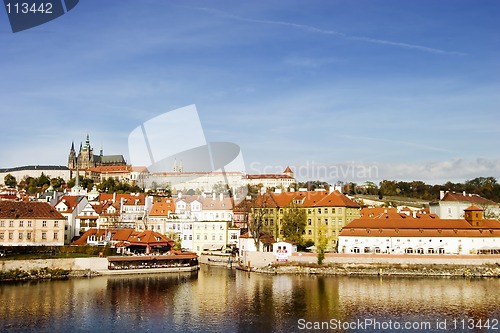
[
  {"x1": 4, "y1": 174, "x2": 17, "y2": 187},
  {"x1": 50, "y1": 177, "x2": 65, "y2": 190},
  {"x1": 316, "y1": 224, "x2": 329, "y2": 265},
  {"x1": 36, "y1": 173, "x2": 50, "y2": 187},
  {"x1": 281, "y1": 202, "x2": 306, "y2": 244},
  {"x1": 249, "y1": 193, "x2": 276, "y2": 251}
]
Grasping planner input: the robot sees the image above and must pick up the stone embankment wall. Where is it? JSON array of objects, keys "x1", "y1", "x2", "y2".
[
  {"x1": 199, "y1": 253, "x2": 236, "y2": 267},
  {"x1": 238, "y1": 252, "x2": 500, "y2": 277},
  {"x1": 0, "y1": 258, "x2": 108, "y2": 281}
]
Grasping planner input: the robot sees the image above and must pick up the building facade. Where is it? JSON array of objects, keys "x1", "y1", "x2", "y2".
[
  {"x1": 430, "y1": 191, "x2": 500, "y2": 219},
  {"x1": 339, "y1": 206, "x2": 500, "y2": 255},
  {"x1": 0, "y1": 201, "x2": 65, "y2": 246},
  {"x1": 250, "y1": 190, "x2": 361, "y2": 251}
]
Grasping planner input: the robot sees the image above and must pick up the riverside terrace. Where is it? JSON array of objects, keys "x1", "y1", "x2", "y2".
[{"x1": 107, "y1": 253, "x2": 199, "y2": 270}]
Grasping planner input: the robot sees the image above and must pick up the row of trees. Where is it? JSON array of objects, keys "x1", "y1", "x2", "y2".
[
  {"x1": 3, "y1": 173, "x2": 144, "y2": 195},
  {"x1": 343, "y1": 177, "x2": 500, "y2": 202}
]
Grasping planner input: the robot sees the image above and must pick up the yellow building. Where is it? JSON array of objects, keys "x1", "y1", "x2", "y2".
[
  {"x1": 250, "y1": 190, "x2": 360, "y2": 251},
  {"x1": 0, "y1": 201, "x2": 65, "y2": 246}
]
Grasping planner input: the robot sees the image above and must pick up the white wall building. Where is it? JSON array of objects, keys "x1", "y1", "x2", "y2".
[
  {"x1": 54, "y1": 195, "x2": 89, "y2": 244},
  {"x1": 0, "y1": 165, "x2": 71, "y2": 184},
  {"x1": 430, "y1": 191, "x2": 500, "y2": 219},
  {"x1": 339, "y1": 206, "x2": 500, "y2": 255}
]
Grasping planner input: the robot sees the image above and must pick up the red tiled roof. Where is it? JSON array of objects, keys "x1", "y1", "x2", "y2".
[
  {"x1": 131, "y1": 166, "x2": 149, "y2": 173},
  {"x1": 240, "y1": 231, "x2": 276, "y2": 244},
  {"x1": 127, "y1": 230, "x2": 174, "y2": 246},
  {"x1": 149, "y1": 198, "x2": 176, "y2": 216},
  {"x1": 465, "y1": 205, "x2": 483, "y2": 211},
  {"x1": 99, "y1": 193, "x2": 146, "y2": 205},
  {"x1": 246, "y1": 174, "x2": 294, "y2": 180},
  {"x1": 441, "y1": 192, "x2": 498, "y2": 205},
  {"x1": 55, "y1": 195, "x2": 85, "y2": 212},
  {"x1": 202, "y1": 197, "x2": 233, "y2": 210},
  {"x1": 262, "y1": 190, "x2": 359, "y2": 208},
  {"x1": 283, "y1": 166, "x2": 293, "y2": 173},
  {"x1": 87, "y1": 165, "x2": 132, "y2": 173},
  {"x1": 0, "y1": 201, "x2": 64, "y2": 219},
  {"x1": 340, "y1": 215, "x2": 500, "y2": 238}
]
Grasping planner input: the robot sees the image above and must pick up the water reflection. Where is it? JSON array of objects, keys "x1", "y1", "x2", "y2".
[{"x1": 0, "y1": 267, "x2": 499, "y2": 332}]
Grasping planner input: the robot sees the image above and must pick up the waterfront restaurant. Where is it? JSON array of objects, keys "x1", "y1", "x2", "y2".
[{"x1": 107, "y1": 253, "x2": 199, "y2": 270}]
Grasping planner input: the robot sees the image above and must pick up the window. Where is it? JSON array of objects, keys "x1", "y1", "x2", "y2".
[
  {"x1": 219, "y1": 235, "x2": 223, "y2": 241},
  {"x1": 325, "y1": 219, "x2": 328, "y2": 225},
  {"x1": 27, "y1": 232, "x2": 32, "y2": 240},
  {"x1": 184, "y1": 235, "x2": 187, "y2": 240},
  {"x1": 204, "y1": 235, "x2": 207, "y2": 240},
  {"x1": 189, "y1": 235, "x2": 192, "y2": 240},
  {"x1": 308, "y1": 219, "x2": 312, "y2": 225},
  {"x1": 54, "y1": 221, "x2": 59, "y2": 227},
  {"x1": 427, "y1": 248, "x2": 434, "y2": 254},
  {"x1": 53, "y1": 232, "x2": 58, "y2": 240},
  {"x1": 9, "y1": 232, "x2": 14, "y2": 240},
  {"x1": 27, "y1": 221, "x2": 32, "y2": 227},
  {"x1": 308, "y1": 230, "x2": 312, "y2": 235},
  {"x1": 197, "y1": 234, "x2": 200, "y2": 240},
  {"x1": 0, "y1": 221, "x2": 3, "y2": 227},
  {"x1": 324, "y1": 208, "x2": 328, "y2": 214},
  {"x1": 19, "y1": 221, "x2": 24, "y2": 227},
  {"x1": 9, "y1": 221, "x2": 14, "y2": 227},
  {"x1": 42, "y1": 232, "x2": 47, "y2": 240},
  {"x1": 19, "y1": 232, "x2": 23, "y2": 240},
  {"x1": 212, "y1": 235, "x2": 215, "y2": 241},
  {"x1": 318, "y1": 208, "x2": 322, "y2": 214},
  {"x1": 42, "y1": 221, "x2": 47, "y2": 227},
  {"x1": 0, "y1": 232, "x2": 4, "y2": 239}
]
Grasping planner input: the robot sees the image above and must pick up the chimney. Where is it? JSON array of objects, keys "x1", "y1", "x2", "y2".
[
  {"x1": 213, "y1": 192, "x2": 216, "y2": 200},
  {"x1": 113, "y1": 192, "x2": 116, "y2": 203},
  {"x1": 219, "y1": 193, "x2": 223, "y2": 201},
  {"x1": 439, "y1": 190, "x2": 445, "y2": 200},
  {"x1": 463, "y1": 191, "x2": 467, "y2": 196}
]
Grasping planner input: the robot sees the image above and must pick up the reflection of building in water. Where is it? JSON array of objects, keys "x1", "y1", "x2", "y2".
[{"x1": 337, "y1": 276, "x2": 499, "y2": 319}]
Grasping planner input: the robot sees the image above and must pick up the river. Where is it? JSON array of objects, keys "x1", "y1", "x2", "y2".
[{"x1": 1, "y1": 265, "x2": 499, "y2": 332}]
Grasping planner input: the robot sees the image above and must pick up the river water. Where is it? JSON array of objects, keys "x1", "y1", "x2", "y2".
[{"x1": 1, "y1": 265, "x2": 499, "y2": 332}]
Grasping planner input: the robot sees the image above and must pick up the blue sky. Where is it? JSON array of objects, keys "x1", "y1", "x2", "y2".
[{"x1": 0, "y1": 0, "x2": 499, "y2": 184}]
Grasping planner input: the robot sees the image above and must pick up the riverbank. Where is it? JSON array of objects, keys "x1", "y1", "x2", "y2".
[
  {"x1": 254, "y1": 262, "x2": 500, "y2": 277},
  {"x1": 220, "y1": 252, "x2": 500, "y2": 278}
]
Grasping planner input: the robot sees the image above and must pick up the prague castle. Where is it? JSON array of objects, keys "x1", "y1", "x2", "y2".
[{"x1": 68, "y1": 135, "x2": 126, "y2": 170}]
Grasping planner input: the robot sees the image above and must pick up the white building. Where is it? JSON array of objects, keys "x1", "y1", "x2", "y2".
[
  {"x1": 0, "y1": 165, "x2": 71, "y2": 184},
  {"x1": 238, "y1": 231, "x2": 276, "y2": 256},
  {"x1": 243, "y1": 166, "x2": 295, "y2": 190},
  {"x1": 54, "y1": 195, "x2": 89, "y2": 244},
  {"x1": 339, "y1": 206, "x2": 500, "y2": 255},
  {"x1": 430, "y1": 190, "x2": 500, "y2": 219}
]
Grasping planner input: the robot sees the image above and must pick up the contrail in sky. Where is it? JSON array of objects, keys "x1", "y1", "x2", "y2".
[{"x1": 194, "y1": 7, "x2": 467, "y2": 56}]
